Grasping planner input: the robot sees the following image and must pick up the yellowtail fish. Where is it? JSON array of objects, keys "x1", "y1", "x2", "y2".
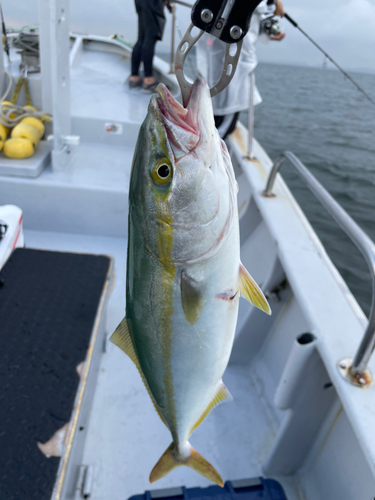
[{"x1": 110, "y1": 77, "x2": 271, "y2": 486}]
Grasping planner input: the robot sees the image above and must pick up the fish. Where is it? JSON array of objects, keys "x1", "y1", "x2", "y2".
[{"x1": 110, "y1": 77, "x2": 271, "y2": 487}]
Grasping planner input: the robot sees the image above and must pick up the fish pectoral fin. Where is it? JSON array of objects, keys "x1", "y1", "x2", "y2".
[
  {"x1": 239, "y1": 263, "x2": 272, "y2": 315},
  {"x1": 150, "y1": 442, "x2": 223, "y2": 487},
  {"x1": 110, "y1": 318, "x2": 167, "y2": 427},
  {"x1": 190, "y1": 382, "x2": 232, "y2": 435},
  {"x1": 181, "y1": 270, "x2": 204, "y2": 325}
]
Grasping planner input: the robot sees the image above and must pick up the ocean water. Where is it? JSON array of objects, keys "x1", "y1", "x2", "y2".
[{"x1": 244, "y1": 63, "x2": 375, "y2": 316}]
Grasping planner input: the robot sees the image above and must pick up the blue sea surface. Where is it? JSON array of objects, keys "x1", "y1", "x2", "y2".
[{"x1": 244, "y1": 63, "x2": 375, "y2": 316}]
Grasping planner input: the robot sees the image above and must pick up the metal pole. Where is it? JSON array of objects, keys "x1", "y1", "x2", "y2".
[
  {"x1": 38, "y1": 0, "x2": 72, "y2": 171},
  {"x1": 247, "y1": 71, "x2": 255, "y2": 159},
  {"x1": 263, "y1": 151, "x2": 375, "y2": 386},
  {"x1": 170, "y1": 2, "x2": 176, "y2": 74},
  {"x1": 174, "y1": 0, "x2": 193, "y2": 8}
]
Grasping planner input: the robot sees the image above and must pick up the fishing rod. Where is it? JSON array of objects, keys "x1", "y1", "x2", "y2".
[
  {"x1": 0, "y1": 3, "x2": 10, "y2": 65},
  {"x1": 284, "y1": 12, "x2": 375, "y2": 107}
]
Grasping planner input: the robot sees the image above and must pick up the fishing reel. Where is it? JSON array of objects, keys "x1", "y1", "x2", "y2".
[{"x1": 260, "y1": 16, "x2": 281, "y2": 37}]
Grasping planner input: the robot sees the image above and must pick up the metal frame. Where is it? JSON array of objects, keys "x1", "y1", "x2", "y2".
[
  {"x1": 38, "y1": 0, "x2": 72, "y2": 171},
  {"x1": 170, "y1": 1, "x2": 193, "y2": 74},
  {"x1": 247, "y1": 71, "x2": 255, "y2": 159},
  {"x1": 263, "y1": 151, "x2": 375, "y2": 386}
]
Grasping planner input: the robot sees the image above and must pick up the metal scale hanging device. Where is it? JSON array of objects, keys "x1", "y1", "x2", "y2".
[{"x1": 175, "y1": 0, "x2": 262, "y2": 107}]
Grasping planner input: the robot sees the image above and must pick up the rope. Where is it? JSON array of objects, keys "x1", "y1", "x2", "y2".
[
  {"x1": 12, "y1": 31, "x2": 39, "y2": 55},
  {"x1": 0, "y1": 29, "x2": 52, "y2": 127},
  {"x1": 10, "y1": 76, "x2": 23, "y2": 104},
  {"x1": 1, "y1": 70, "x2": 12, "y2": 101},
  {"x1": 0, "y1": 71, "x2": 51, "y2": 127},
  {"x1": 23, "y1": 77, "x2": 31, "y2": 106}
]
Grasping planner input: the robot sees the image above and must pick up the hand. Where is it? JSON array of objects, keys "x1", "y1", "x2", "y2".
[
  {"x1": 270, "y1": 31, "x2": 286, "y2": 41},
  {"x1": 274, "y1": 0, "x2": 284, "y2": 18},
  {"x1": 164, "y1": 0, "x2": 174, "y2": 13}
]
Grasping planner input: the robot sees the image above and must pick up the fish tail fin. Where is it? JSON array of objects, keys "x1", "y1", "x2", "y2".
[{"x1": 149, "y1": 442, "x2": 223, "y2": 487}]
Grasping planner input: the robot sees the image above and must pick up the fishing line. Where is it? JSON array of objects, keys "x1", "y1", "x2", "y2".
[{"x1": 284, "y1": 12, "x2": 375, "y2": 107}]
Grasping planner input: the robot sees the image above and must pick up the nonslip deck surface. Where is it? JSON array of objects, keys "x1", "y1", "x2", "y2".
[{"x1": 0, "y1": 248, "x2": 110, "y2": 500}]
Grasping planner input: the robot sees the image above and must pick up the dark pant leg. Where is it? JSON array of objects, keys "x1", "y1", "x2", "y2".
[
  {"x1": 214, "y1": 115, "x2": 224, "y2": 129},
  {"x1": 225, "y1": 112, "x2": 240, "y2": 138},
  {"x1": 131, "y1": 5, "x2": 145, "y2": 76},
  {"x1": 141, "y1": 38, "x2": 158, "y2": 77},
  {"x1": 214, "y1": 112, "x2": 240, "y2": 139}
]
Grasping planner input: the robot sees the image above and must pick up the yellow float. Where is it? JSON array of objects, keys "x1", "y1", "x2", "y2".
[
  {"x1": 0, "y1": 123, "x2": 8, "y2": 142},
  {"x1": 20, "y1": 116, "x2": 45, "y2": 140},
  {"x1": 11, "y1": 122, "x2": 40, "y2": 148},
  {"x1": 4, "y1": 138, "x2": 34, "y2": 159}
]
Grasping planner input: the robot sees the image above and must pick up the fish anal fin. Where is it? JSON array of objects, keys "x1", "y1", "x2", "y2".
[
  {"x1": 239, "y1": 263, "x2": 272, "y2": 315},
  {"x1": 110, "y1": 318, "x2": 167, "y2": 427},
  {"x1": 181, "y1": 270, "x2": 204, "y2": 325},
  {"x1": 110, "y1": 317, "x2": 137, "y2": 363},
  {"x1": 190, "y1": 382, "x2": 232, "y2": 435}
]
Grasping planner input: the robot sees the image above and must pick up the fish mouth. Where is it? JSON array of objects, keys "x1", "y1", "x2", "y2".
[
  {"x1": 156, "y1": 84, "x2": 194, "y2": 133},
  {"x1": 155, "y1": 78, "x2": 213, "y2": 157}
]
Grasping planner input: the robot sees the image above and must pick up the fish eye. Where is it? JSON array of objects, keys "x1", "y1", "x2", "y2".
[
  {"x1": 151, "y1": 159, "x2": 173, "y2": 185},
  {"x1": 157, "y1": 164, "x2": 170, "y2": 179}
]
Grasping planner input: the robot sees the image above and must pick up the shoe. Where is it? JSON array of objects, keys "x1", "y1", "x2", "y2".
[
  {"x1": 142, "y1": 80, "x2": 161, "y2": 94},
  {"x1": 128, "y1": 78, "x2": 142, "y2": 90}
]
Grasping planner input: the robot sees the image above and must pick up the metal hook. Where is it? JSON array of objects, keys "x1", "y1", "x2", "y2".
[{"x1": 175, "y1": 23, "x2": 243, "y2": 108}]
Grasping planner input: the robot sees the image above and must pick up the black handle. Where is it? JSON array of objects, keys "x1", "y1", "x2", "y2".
[
  {"x1": 191, "y1": 0, "x2": 262, "y2": 43},
  {"x1": 284, "y1": 12, "x2": 298, "y2": 28}
]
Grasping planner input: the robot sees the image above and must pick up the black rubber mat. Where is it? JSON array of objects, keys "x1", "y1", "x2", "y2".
[{"x1": 0, "y1": 248, "x2": 110, "y2": 500}]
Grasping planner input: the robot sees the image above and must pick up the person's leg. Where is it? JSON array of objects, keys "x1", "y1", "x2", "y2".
[
  {"x1": 140, "y1": 3, "x2": 164, "y2": 89},
  {"x1": 142, "y1": 38, "x2": 158, "y2": 85},
  {"x1": 215, "y1": 112, "x2": 240, "y2": 139},
  {"x1": 214, "y1": 115, "x2": 224, "y2": 130},
  {"x1": 130, "y1": 3, "x2": 145, "y2": 83},
  {"x1": 224, "y1": 112, "x2": 240, "y2": 138}
]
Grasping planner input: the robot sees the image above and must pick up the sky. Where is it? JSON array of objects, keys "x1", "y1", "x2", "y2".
[{"x1": 3, "y1": 0, "x2": 375, "y2": 73}]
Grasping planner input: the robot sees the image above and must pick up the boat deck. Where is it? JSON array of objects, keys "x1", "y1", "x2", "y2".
[
  {"x1": 2, "y1": 34, "x2": 375, "y2": 500},
  {"x1": 24, "y1": 229, "x2": 296, "y2": 500}
]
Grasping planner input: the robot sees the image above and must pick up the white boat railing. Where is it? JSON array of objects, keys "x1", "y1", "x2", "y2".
[
  {"x1": 248, "y1": 71, "x2": 255, "y2": 159},
  {"x1": 263, "y1": 151, "x2": 375, "y2": 387}
]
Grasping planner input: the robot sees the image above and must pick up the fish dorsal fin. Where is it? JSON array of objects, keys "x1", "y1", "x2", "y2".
[
  {"x1": 181, "y1": 270, "x2": 204, "y2": 325},
  {"x1": 239, "y1": 263, "x2": 272, "y2": 315},
  {"x1": 110, "y1": 318, "x2": 167, "y2": 427},
  {"x1": 189, "y1": 382, "x2": 232, "y2": 436}
]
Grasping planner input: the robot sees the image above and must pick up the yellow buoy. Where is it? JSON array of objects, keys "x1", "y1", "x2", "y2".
[
  {"x1": 0, "y1": 123, "x2": 8, "y2": 141},
  {"x1": 24, "y1": 104, "x2": 38, "y2": 111},
  {"x1": 21, "y1": 116, "x2": 45, "y2": 140},
  {"x1": 2, "y1": 100, "x2": 16, "y2": 122},
  {"x1": 4, "y1": 138, "x2": 34, "y2": 159},
  {"x1": 0, "y1": 140, "x2": 4, "y2": 152},
  {"x1": 11, "y1": 122, "x2": 40, "y2": 148}
]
